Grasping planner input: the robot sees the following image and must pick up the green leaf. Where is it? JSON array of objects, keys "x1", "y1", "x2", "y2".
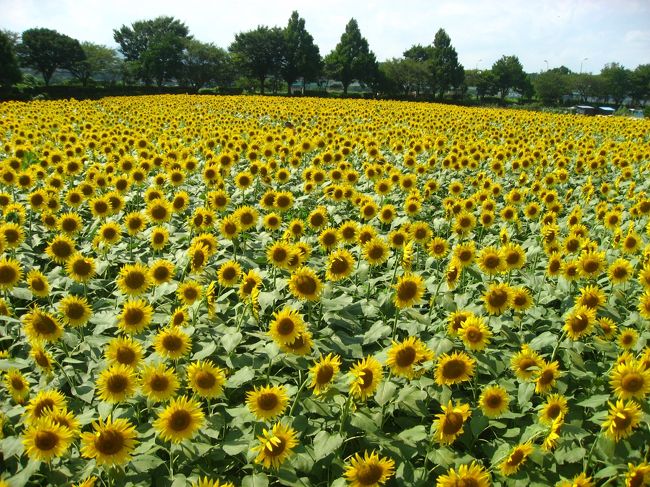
[
  {"x1": 518, "y1": 382, "x2": 535, "y2": 408},
  {"x1": 193, "y1": 341, "x2": 217, "y2": 360},
  {"x1": 528, "y1": 331, "x2": 558, "y2": 351},
  {"x1": 222, "y1": 432, "x2": 249, "y2": 456},
  {"x1": 576, "y1": 394, "x2": 610, "y2": 408},
  {"x1": 312, "y1": 431, "x2": 343, "y2": 460},
  {"x1": 130, "y1": 454, "x2": 165, "y2": 473},
  {"x1": 397, "y1": 425, "x2": 428, "y2": 444},
  {"x1": 470, "y1": 413, "x2": 489, "y2": 438},
  {"x1": 222, "y1": 331, "x2": 243, "y2": 354},
  {"x1": 242, "y1": 473, "x2": 269, "y2": 487},
  {"x1": 375, "y1": 381, "x2": 397, "y2": 406},
  {"x1": 363, "y1": 321, "x2": 391, "y2": 344},
  {"x1": 227, "y1": 366, "x2": 255, "y2": 388},
  {"x1": 8, "y1": 459, "x2": 41, "y2": 487},
  {"x1": 594, "y1": 465, "x2": 621, "y2": 479}
]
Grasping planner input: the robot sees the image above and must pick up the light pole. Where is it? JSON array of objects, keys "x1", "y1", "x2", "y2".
[
  {"x1": 544, "y1": 60, "x2": 549, "y2": 71},
  {"x1": 580, "y1": 57, "x2": 588, "y2": 74}
]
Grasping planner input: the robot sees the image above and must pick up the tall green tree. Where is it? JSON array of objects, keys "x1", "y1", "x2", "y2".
[
  {"x1": 18, "y1": 28, "x2": 85, "y2": 85},
  {"x1": 229, "y1": 26, "x2": 285, "y2": 94},
  {"x1": 282, "y1": 11, "x2": 321, "y2": 94},
  {"x1": 430, "y1": 29, "x2": 464, "y2": 99},
  {"x1": 324, "y1": 19, "x2": 378, "y2": 94},
  {"x1": 533, "y1": 67, "x2": 571, "y2": 105},
  {"x1": 113, "y1": 16, "x2": 191, "y2": 86},
  {"x1": 629, "y1": 64, "x2": 650, "y2": 105},
  {"x1": 380, "y1": 58, "x2": 430, "y2": 96},
  {"x1": 182, "y1": 40, "x2": 233, "y2": 89},
  {"x1": 600, "y1": 62, "x2": 631, "y2": 105},
  {"x1": 491, "y1": 55, "x2": 528, "y2": 101},
  {"x1": 403, "y1": 44, "x2": 434, "y2": 63},
  {"x1": 0, "y1": 30, "x2": 22, "y2": 87},
  {"x1": 68, "y1": 42, "x2": 121, "y2": 86}
]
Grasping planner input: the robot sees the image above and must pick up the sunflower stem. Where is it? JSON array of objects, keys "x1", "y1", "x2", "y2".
[
  {"x1": 168, "y1": 443, "x2": 175, "y2": 480},
  {"x1": 391, "y1": 309, "x2": 400, "y2": 341},
  {"x1": 338, "y1": 394, "x2": 352, "y2": 436},
  {"x1": 550, "y1": 330, "x2": 567, "y2": 362},
  {"x1": 583, "y1": 431, "x2": 601, "y2": 471},
  {"x1": 288, "y1": 375, "x2": 309, "y2": 418}
]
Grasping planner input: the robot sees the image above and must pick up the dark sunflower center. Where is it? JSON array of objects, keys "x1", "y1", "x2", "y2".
[
  {"x1": 150, "y1": 374, "x2": 170, "y2": 392},
  {"x1": 321, "y1": 232, "x2": 336, "y2": 246},
  {"x1": 169, "y1": 410, "x2": 191, "y2": 431},
  {"x1": 485, "y1": 393, "x2": 503, "y2": 409},
  {"x1": 295, "y1": 275, "x2": 317, "y2": 295},
  {"x1": 107, "y1": 374, "x2": 128, "y2": 393},
  {"x1": 395, "y1": 347, "x2": 416, "y2": 367},
  {"x1": 183, "y1": 288, "x2": 198, "y2": 301},
  {"x1": 151, "y1": 205, "x2": 167, "y2": 220},
  {"x1": 195, "y1": 371, "x2": 216, "y2": 389},
  {"x1": 124, "y1": 271, "x2": 145, "y2": 290},
  {"x1": 258, "y1": 393, "x2": 279, "y2": 411},
  {"x1": 539, "y1": 369, "x2": 554, "y2": 385},
  {"x1": 162, "y1": 334, "x2": 183, "y2": 352},
  {"x1": 116, "y1": 346, "x2": 136, "y2": 365},
  {"x1": 277, "y1": 317, "x2": 295, "y2": 336},
  {"x1": 33, "y1": 398, "x2": 55, "y2": 418},
  {"x1": 34, "y1": 313, "x2": 57, "y2": 334},
  {"x1": 222, "y1": 266, "x2": 237, "y2": 281},
  {"x1": 570, "y1": 315, "x2": 589, "y2": 333},
  {"x1": 488, "y1": 289, "x2": 508, "y2": 307},
  {"x1": 51, "y1": 241, "x2": 73, "y2": 259},
  {"x1": 622, "y1": 374, "x2": 643, "y2": 392},
  {"x1": 442, "y1": 359, "x2": 466, "y2": 380},
  {"x1": 613, "y1": 413, "x2": 632, "y2": 430},
  {"x1": 330, "y1": 257, "x2": 349, "y2": 275},
  {"x1": 356, "y1": 463, "x2": 384, "y2": 485},
  {"x1": 124, "y1": 308, "x2": 144, "y2": 326},
  {"x1": 442, "y1": 412, "x2": 464, "y2": 435},
  {"x1": 458, "y1": 250, "x2": 472, "y2": 262},
  {"x1": 359, "y1": 369, "x2": 374, "y2": 389},
  {"x1": 466, "y1": 328, "x2": 482, "y2": 343},
  {"x1": 316, "y1": 365, "x2": 334, "y2": 384},
  {"x1": 96, "y1": 430, "x2": 125, "y2": 455},
  {"x1": 546, "y1": 404, "x2": 561, "y2": 419},
  {"x1": 368, "y1": 246, "x2": 384, "y2": 260},
  {"x1": 73, "y1": 259, "x2": 92, "y2": 276},
  {"x1": 153, "y1": 266, "x2": 170, "y2": 281},
  {"x1": 272, "y1": 248, "x2": 288, "y2": 262},
  {"x1": 508, "y1": 450, "x2": 524, "y2": 466},
  {"x1": 582, "y1": 259, "x2": 598, "y2": 273},
  {"x1": 34, "y1": 430, "x2": 59, "y2": 451},
  {"x1": 264, "y1": 436, "x2": 286, "y2": 457},
  {"x1": 31, "y1": 278, "x2": 46, "y2": 291}
]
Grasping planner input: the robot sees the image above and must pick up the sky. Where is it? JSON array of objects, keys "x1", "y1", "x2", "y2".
[{"x1": 2, "y1": 0, "x2": 649, "y2": 74}]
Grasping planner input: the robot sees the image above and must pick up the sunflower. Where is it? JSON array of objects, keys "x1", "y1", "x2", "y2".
[
  {"x1": 499, "y1": 442, "x2": 534, "y2": 476},
  {"x1": 638, "y1": 292, "x2": 650, "y2": 319},
  {"x1": 0, "y1": 256, "x2": 22, "y2": 290},
  {"x1": 622, "y1": 230, "x2": 642, "y2": 254},
  {"x1": 267, "y1": 241, "x2": 293, "y2": 269},
  {"x1": 393, "y1": 273, "x2": 425, "y2": 309},
  {"x1": 428, "y1": 237, "x2": 449, "y2": 259},
  {"x1": 191, "y1": 479, "x2": 234, "y2": 487},
  {"x1": 116, "y1": 262, "x2": 151, "y2": 296},
  {"x1": 338, "y1": 220, "x2": 359, "y2": 244},
  {"x1": 187, "y1": 360, "x2": 226, "y2": 398},
  {"x1": 239, "y1": 270, "x2": 262, "y2": 300},
  {"x1": 25, "y1": 389, "x2": 68, "y2": 423},
  {"x1": 149, "y1": 259, "x2": 175, "y2": 285},
  {"x1": 459, "y1": 315, "x2": 492, "y2": 351},
  {"x1": 80, "y1": 416, "x2": 138, "y2": 466},
  {"x1": 618, "y1": 328, "x2": 639, "y2": 350},
  {"x1": 154, "y1": 326, "x2": 192, "y2": 360},
  {"x1": 610, "y1": 360, "x2": 650, "y2": 400},
  {"x1": 535, "y1": 360, "x2": 561, "y2": 394},
  {"x1": 578, "y1": 249, "x2": 605, "y2": 279},
  {"x1": 96, "y1": 364, "x2": 138, "y2": 403},
  {"x1": 363, "y1": 237, "x2": 390, "y2": 266},
  {"x1": 433, "y1": 400, "x2": 471, "y2": 444},
  {"x1": 344, "y1": 450, "x2": 395, "y2": 487},
  {"x1": 147, "y1": 198, "x2": 172, "y2": 223},
  {"x1": 66, "y1": 253, "x2": 96, "y2": 283},
  {"x1": 502, "y1": 242, "x2": 527, "y2": 270},
  {"x1": 482, "y1": 282, "x2": 512, "y2": 315},
  {"x1": 563, "y1": 305, "x2": 596, "y2": 340},
  {"x1": 349, "y1": 356, "x2": 383, "y2": 401},
  {"x1": 477, "y1": 246, "x2": 505, "y2": 275},
  {"x1": 436, "y1": 461, "x2": 491, "y2": 487},
  {"x1": 169, "y1": 307, "x2": 189, "y2": 327},
  {"x1": 216, "y1": 260, "x2": 242, "y2": 287},
  {"x1": 326, "y1": 249, "x2": 355, "y2": 282},
  {"x1": 124, "y1": 211, "x2": 146, "y2": 236},
  {"x1": 309, "y1": 353, "x2": 341, "y2": 395},
  {"x1": 386, "y1": 336, "x2": 433, "y2": 379},
  {"x1": 90, "y1": 196, "x2": 111, "y2": 219},
  {"x1": 22, "y1": 417, "x2": 74, "y2": 462},
  {"x1": 30, "y1": 343, "x2": 54, "y2": 372},
  {"x1": 539, "y1": 394, "x2": 569, "y2": 425},
  {"x1": 575, "y1": 284, "x2": 606, "y2": 310},
  {"x1": 279, "y1": 330, "x2": 313, "y2": 356},
  {"x1": 435, "y1": 351, "x2": 475, "y2": 386},
  {"x1": 46, "y1": 409, "x2": 80, "y2": 437},
  {"x1": 602, "y1": 399, "x2": 642, "y2": 442},
  {"x1": 118, "y1": 299, "x2": 153, "y2": 334},
  {"x1": 263, "y1": 212, "x2": 282, "y2": 231},
  {"x1": 177, "y1": 280, "x2": 203, "y2": 306},
  {"x1": 268, "y1": 307, "x2": 306, "y2": 346},
  {"x1": 318, "y1": 227, "x2": 339, "y2": 251},
  {"x1": 446, "y1": 260, "x2": 461, "y2": 289},
  {"x1": 150, "y1": 226, "x2": 169, "y2": 251},
  {"x1": 26, "y1": 269, "x2": 50, "y2": 298},
  {"x1": 608, "y1": 258, "x2": 634, "y2": 285},
  {"x1": 154, "y1": 395, "x2": 205, "y2": 443},
  {"x1": 511, "y1": 345, "x2": 544, "y2": 381},
  {"x1": 288, "y1": 267, "x2": 322, "y2": 301},
  {"x1": 453, "y1": 241, "x2": 476, "y2": 268},
  {"x1": 446, "y1": 310, "x2": 474, "y2": 336},
  {"x1": 4, "y1": 369, "x2": 30, "y2": 403},
  {"x1": 140, "y1": 363, "x2": 179, "y2": 402},
  {"x1": 23, "y1": 306, "x2": 63, "y2": 343},
  {"x1": 625, "y1": 462, "x2": 650, "y2": 487},
  {"x1": 246, "y1": 384, "x2": 289, "y2": 420},
  {"x1": 253, "y1": 421, "x2": 299, "y2": 470},
  {"x1": 479, "y1": 384, "x2": 510, "y2": 418},
  {"x1": 105, "y1": 336, "x2": 143, "y2": 369},
  {"x1": 0, "y1": 222, "x2": 24, "y2": 249},
  {"x1": 97, "y1": 221, "x2": 122, "y2": 246}
]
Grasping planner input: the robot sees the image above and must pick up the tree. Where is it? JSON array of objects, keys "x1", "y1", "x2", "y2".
[
  {"x1": 324, "y1": 19, "x2": 378, "y2": 94},
  {"x1": 403, "y1": 44, "x2": 434, "y2": 63},
  {"x1": 465, "y1": 69, "x2": 497, "y2": 100},
  {"x1": 491, "y1": 55, "x2": 527, "y2": 101},
  {"x1": 229, "y1": 26, "x2": 285, "y2": 94},
  {"x1": 68, "y1": 42, "x2": 121, "y2": 86},
  {"x1": 18, "y1": 28, "x2": 85, "y2": 85},
  {"x1": 380, "y1": 58, "x2": 430, "y2": 96},
  {"x1": 534, "y1": 68, "x2": 571, "y2": 105},
  {"x1": 600, "y1": 62, "x2": 631, "y2": 105},
  {"x1": 282, "y1": 11, "x2": 321, "y2": 94},
  {"x1": 629, "y1": 64, "x2": 650, "y2": 106},
  {"x1": 113, "y1": 16, "x2": 191, "y2": 85},
  {"x1": 0, "y1": 30, "x2": 22, "y2": 87},
  {"x1": 430, "y1": 29, "x2": 464, "y2": 99},
  {"x1": 182, "y1": 40, "x2": 233, "y2": 89}
]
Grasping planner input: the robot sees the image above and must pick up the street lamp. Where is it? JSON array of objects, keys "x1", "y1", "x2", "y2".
[
  {"x1": 580, "y1": 57, "x2": 588, "y2": 74},
  {"x1": 544, "y1": 60, "x2": 549, "y2": 71}
]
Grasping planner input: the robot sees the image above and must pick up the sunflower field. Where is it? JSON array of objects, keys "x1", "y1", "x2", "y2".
[{"x1": 0, "y1": 95, "x2": 649, "y2": 487}]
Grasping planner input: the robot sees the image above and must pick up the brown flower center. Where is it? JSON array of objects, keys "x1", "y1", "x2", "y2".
[
  {"x1": 34, "y1": 430, "x2": 59, "y2": 451},
  {"x1": 195, "y1": 371, "x2": 216, "y2": 390},
  {"x1": 95, "y1": 430, "x2": 125, "y2": 455},
  {"x1": 395, "y1": 346, "x2": 416, "y2": 368}
]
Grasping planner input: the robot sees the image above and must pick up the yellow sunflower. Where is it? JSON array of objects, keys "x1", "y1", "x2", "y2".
[
  {"x1": 608, "y1": 258, "x2": 634, "y2": 285},
  {"x1": 116, "y1": 262, "x2": 151, "y2": 296},
  {"x1": 22, "y1": 417, "x2": 74, "y2": 462},
  {"x1": 118, "y1": 299, "x2": 153, "y2": 334},
  {"x1": 177, "y1": 280, "x2": 203, "y2": 306},
  {"x1": 96, "y1": 364, "x2": 138, "y2": 403},
  {"x1": 393, "y1": 273, "x2": 425, "y2": 309},
  {"x1": 140, "y1": 363, "x2": 179, "y2": 402},
  {"x1": 279, "y1": 330, "x2": 313, "y2": 356},
  {"x1": 23, "y1": 306, "x2": 64, "y2": 343},
  {"x1": 436, "y1": 461, "x2": 491, "y2": 487},
  {"x1": 344, "y1": 450, "x2": 395, "y2": 487},
  {"x1": 563, "y1": 305, "x2": 596, "y2": 340},
  {"x1": 325, "y1": 249, "x2": 356, "y2": 282},
  {"x1": 482, "y1": 282, "x2": 512, "y2": 315},
  {"x1": 499, "y1": 442, "x2": 534, "y2": 476},
  {"x1": 80, "y1": 415, "x2": 138, "y2": 466},
  {"x1": 149, "y1": 259, "x2": 175, "y2": 285},
  {"x1": 246, "y1": 384, "x2": 289, "y2": 420},
  {"x1": 539, "y1": 394, "x2": 569, "y2": 425},
  {"x1": 625, "y1": 462, "x2": 650, "y2": 487},
  {"x1": 610, "y1": 360, "x2": 650, "y2": 400},
  {"x1": 288, "y1": 267, "x2": 323, "y2": 301},
  {"x1": 602, "y1": 399, "x2": 642, "y2": 442},
  {"x1": 385, "y1": 336, "x2": 433, "y2": 379},
  {"x1": 150, "y1": 226, "x2": 169, "y2": 250},
  {"x1": 458, "y1": 315, "x2": 492, "y2": 352},
  {"x1": 154, "y1": 395, "x2": 205, "y2": 443},
  {"x1": 575, "y1": 284, "x2": 606, "y2": 310},
  {"x1": 154, "y1": 326, "x2": 192, "y2": 360},
  {"x1": 268, "y1": 307, "x2": 306, "y2": 346},
  {"x1": 362, "y1": 237, "x2": 390, "y2": 266},
  {"x1": 535, "y1": 360, "x2": 561, "y2": 394},
  {"x1": 105, "y1": 336, "x2": 143, "y2": 369},
  {"x1": 4, "y1": 368, "x2": 30, "y2": 403},
  {"x1": 253, "y1": 421, "x2": 299, "y2": 470},
  {"x1": 433, "y1": 400, "x2": 471, "y2": 444},
  {"x1": 479, "y1": 384, "x2": 510, "y2": 418},
  {"x1": 309, "y1": 353, "x2": 341, "y2": 395},
  {"x1": 66, "y1": 253, "x2": 96, "y2": 283},
  {"x1": 511, "y1": 345, "x2": 544, "y2": 381},
  {"x1": 217, "y1": 260, "x2": 242, "y2": 287},
  {"x1": 58, "y1": 294, "x2": 92, "y2": 327},
  {"x1": 349, "y1": 356, "x2": 383, "y2": 401},
  {"x1": 435, "y1": 351, "x2": 475, "y2": 386},
  {"x1": 187, "y1": 360, "x2": 226, "y2": 398},
  {"x1": 477, "y1": 246, "x2": 505, "y2": 275},
  {"x1": 26, "y1": 269, "x2": 50, "y2": 298},
  {"x1": 25, "y1": 389, "x2": 68, "y2": 423},
  {"x1": 0, "y1": 256, "x2": 23, "y2": 290}
]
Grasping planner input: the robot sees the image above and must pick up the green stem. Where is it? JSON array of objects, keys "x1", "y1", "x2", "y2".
[{"x1": 288, "y1": 375, "x2": 309, "y2": 417}]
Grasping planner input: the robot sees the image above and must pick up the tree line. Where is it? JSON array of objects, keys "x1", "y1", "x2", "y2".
[{"x1": 1, "y1": 13, "x2": 648, "y2": 106}]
